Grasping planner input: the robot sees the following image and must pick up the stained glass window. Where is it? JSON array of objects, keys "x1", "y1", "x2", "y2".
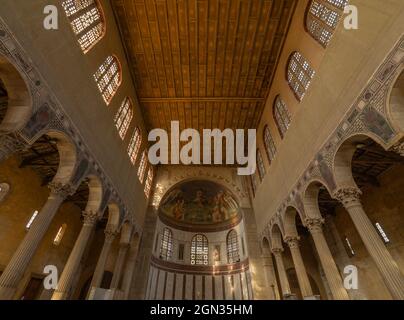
[
  {"x1": 114, "y1": 98, "x2": 133, "y2": 140},
  {"x1": 128, "y1": 128, "x2": 142, "y2": 165},
  {"x1": 26, "y1": 210, "x2": 39, "y2": 230},
  {"x1": 144, "y1": 167, "x2": 154, "y2": 198},
  {"x1": 273, "y1": 96, "x2": 291, "y2": 138},
  {"x1": 227, "y1": 230, "x2": 240, "y2": 264},
  {"x1": 62, "y1": 0, "x2": 105, "y2": 53},
  {"x1": 138, "y1": 151, "x2": 148, "y2": 183},
  {"x1": 191, "y1": 234, "x2": 209, "y2": 265},
  {"x1": 257, "y1": 149, "x2": 266, "y2": 181},
  {"x1": 264, "y1": 126, "x2": 277, "y2": 163},
  {"x1": 306, "y1": 0, "x2": 348, "y2": 47},
  {"x1": 53, "y1": 224, "x2": 67, "y2": 246},
  {"x1": 159, "y1": 228, "x2": 173, "y2": 260},
  {"x1": 287, "y1": 52, "x2": 315, "y2": 101},
  {"x1": 94, "y1": 55, "x2": 121, "y2": 105}
]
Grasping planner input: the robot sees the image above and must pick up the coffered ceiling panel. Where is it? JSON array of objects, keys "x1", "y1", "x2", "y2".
[{"x1": 111, "y1": 0, "x2": 297, "y2": 133}]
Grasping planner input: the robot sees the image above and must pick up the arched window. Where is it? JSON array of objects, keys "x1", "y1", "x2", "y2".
[
  {"x1": 62, "y1": 0, "x2": 105, "y2": 53},
  {"x1": 94, "y1": 55, "x2": 121, "y2": 105},
  {"x1": 0, "y1": 183, "x2": 10, "y2": 202},
  {"x1": 191, "y1": 234, "x2": 209, "y2": 265},
  {"x1": 287, "y1": 52, "x2": 315, "y2": 101},
  {"x1": 159, "y1": 228, "x2": 173, "y2": 260},
  {"x1": 144, "y1": 167, "x2": 154, "y2": 198},
  {"x1": 53, "y1": 224, "x2": 67, "y2": 246},
  {"x1": 26, "y1": 210, "x2": 39, "y2": 230},
  {"x1": 263, "y1": 126, "x2": 277, "y2": 163},
  {"x1": 257, "y1": 149, "x2": 266, "y2": 181},
  {"x1": 227, "y1": 230, "x2": 240, "y2": 264},
  {"x1": 306, "y1": 0, "x2": 348, "y2": 47},
  {"x1": 273, "y1": 96, "x2": 291, "y2": 138},
  {"x1": 138, "y1": 151, "x2": 148, "y2": 183},
  {"x1": 114, "y1": 98, "x2": 133, "y2": 140},
  {"x1": 128, "y1": 128, "x2": 142, "y2": 165}
]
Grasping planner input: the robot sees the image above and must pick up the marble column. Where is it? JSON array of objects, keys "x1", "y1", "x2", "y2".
[
  {"x1": 324, "y1": 215, "x2": 366, "y2": 300},
  {"x1": 0, "y1": 182, "x2": 74, "y2": 299},
  {"x1": 261, "y1": 250, "x2": 279, "y2": 300},
  {"x1": 306, "y1": 218, "x2": 350, "y2": 300},
  {"x1": 51, "y1": 210, "x2": 98, "y2": 300},
  {"x1": 110, "y1": 243, "x2": 129, "y2": 290},
  {"x1": 121, "y1": 242, "x2": 139, "y2": 299},
  {"x1": 284, "y1": 236, "x2": 313, "y2": 298},
  {"x1": 334, "y1": 187, "x2": 404, "y2": 300},
  {"x1": 271, "y1": 248, "x2": 292, "y2": 298},
  {"x1": 87, "y1": 227, "x2": 117, "y2": 294}
]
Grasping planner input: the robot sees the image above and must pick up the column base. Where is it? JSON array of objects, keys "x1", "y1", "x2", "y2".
[
  {"x1": 87, "y1": 287, "x2": 115, "y2": 300},
  {"x1": 283, "y1": 293, "x2": 298, "y2": 300},
  {"x1": 303, "y1": 295, "x2": 321, "y2": 300},
  {"x1": 0, "y1": 286, "x2": 17, "y2": 300},
  {"x1": 51, "y1": 290, "x2": 67, "y2": 300}
]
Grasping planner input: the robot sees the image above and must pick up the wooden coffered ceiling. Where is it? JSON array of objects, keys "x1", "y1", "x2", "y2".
[{"x1": 111, "y1": 0, "x2": 297, "y2": 133}]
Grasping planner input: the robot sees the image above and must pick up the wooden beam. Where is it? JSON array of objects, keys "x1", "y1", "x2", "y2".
[
  {"x1": 19, "y1": 151, "x2": 59, "y2": 167},
  {"x1": 140, "y1": 97, "x2": 265, "y2": 104}
]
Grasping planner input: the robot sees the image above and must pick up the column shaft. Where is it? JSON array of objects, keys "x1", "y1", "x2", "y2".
[
  {"x1": 272, "y1": 250, "x2": 291, "y2": 297},
  {"x1": 88, "y1": 230, "x2": 116, "y2": 294},
  {"x1": 51, "y1": 211, "x2": 97, "y2": 300},
  {"x1": 286, "y1": 237, "x2": 313, "y2": 298},
  {"x1": 110, "y1": 245, "x2": 129, "y2": 290},
  {"x1": 307, "y1": 219, "x2": 349, "y2": 300},
  {"x1": 262, "y1": 255, "x2": 279, "y2": 300},
  {"x1": 121, "y1": 244, "x2": 139, "y2": 299}
]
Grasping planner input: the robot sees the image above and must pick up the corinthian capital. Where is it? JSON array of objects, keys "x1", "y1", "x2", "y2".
[
  {"x1": 305, "y1": 217, "x2": 324, "y2": 234},
  {"x1": 48, "y1": 182, "x2": 75, "y2": 198},
  {"x1": 284, "y1": 236, "x2": 300, "y2": 249},
  {"x1": 390, "y1": 141, "x2": 404, "y2": 157},
  {"x1": 333, "y1": 187, "x2": 362, "y2": 208},
  {"x1": 104, "y1": 225, "x2": 117, "y2": 242},
  {"x1": 271, "y1": 247, "x2": 284, "y2": 255},
  {"x1": 83, "y1": 210, "x2": 98, "y2": 226}
]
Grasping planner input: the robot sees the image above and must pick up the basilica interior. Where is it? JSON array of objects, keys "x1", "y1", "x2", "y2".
[{"x1": 0, "y1": 0, "x2": 404, "y2": 301}]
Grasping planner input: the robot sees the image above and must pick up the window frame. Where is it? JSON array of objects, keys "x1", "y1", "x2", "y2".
[
  {"x1": 94, "y1": 55, "x2": 122, "y2": 105},
  {"x1": 286, "y1": 51, "x2": 315, "y2": 102},
  {"x1": 159, "y1": 228, "x2": 173, "y2": 261},
  {"x1": 263, "y1": 125, "x2": 277, "y2": 164},
  {"x1": 273, "y1": 96, "x2": 291, "y2": 139},
  {"x1": 305, "y1": 0, "x2": 348, "y2": 48},
  {"x1": 114, "y1": 97, "x2": 133, "y2": 140},
  {"x1": 62, "y1": 0, "x2": 106, "y2": 54},
  {"x1": 127, "y1": 127, "x2": 142, "y2": 165},
  {"x1": 190, "y1": 234, "x2": 209, "y2": 266}
]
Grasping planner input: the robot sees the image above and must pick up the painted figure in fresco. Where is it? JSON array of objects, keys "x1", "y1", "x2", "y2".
[
  {"x1": 172, "y1": 198, "x2": 185, "y2": 221},
  {"x1": 193, "y1": 189, "x2": 206, "y2": 208},
  {"x1": 159, "y1": 181, "x2": 239, "y2": 224}
]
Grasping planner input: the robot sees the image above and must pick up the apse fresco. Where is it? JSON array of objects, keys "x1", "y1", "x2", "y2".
[{"x1": 159, "y1": 180, "x2": 239, "y2": 224}]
